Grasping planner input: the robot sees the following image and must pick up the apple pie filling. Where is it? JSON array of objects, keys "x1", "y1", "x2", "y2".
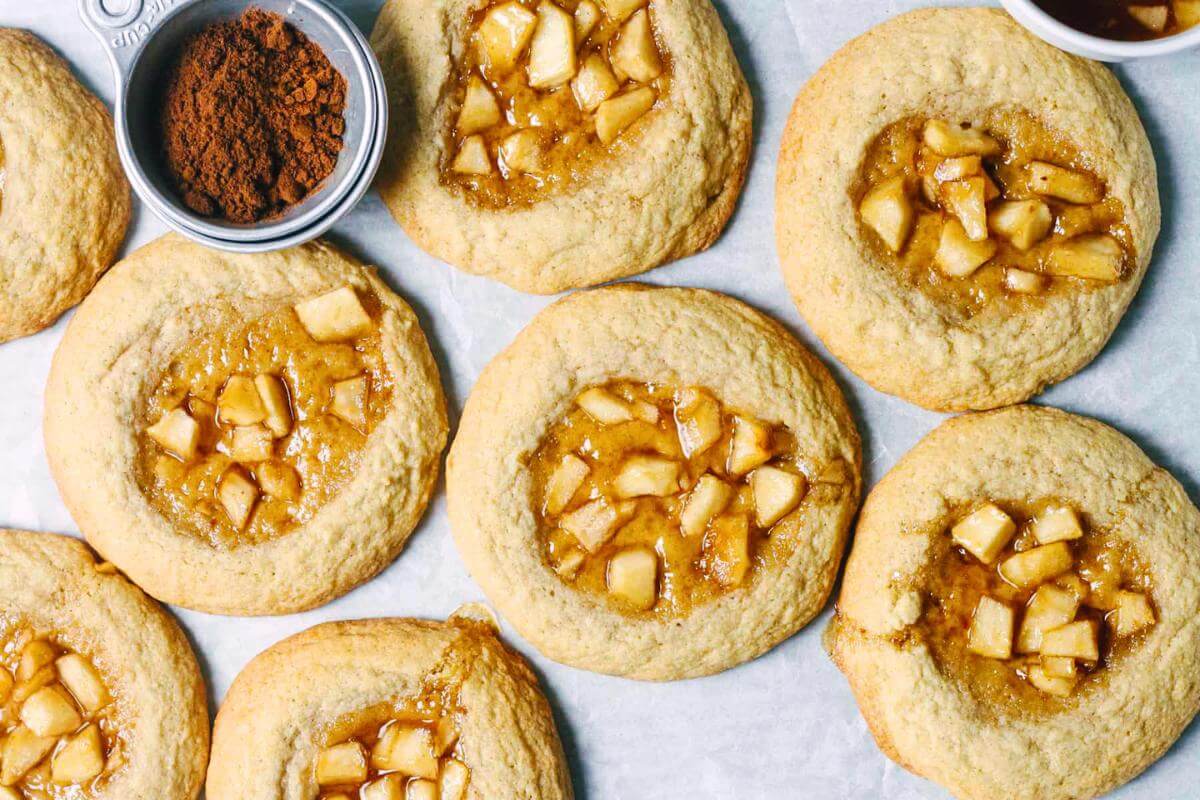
[
  {"x1": 314, "y1": 700, "x2": 469, "y2": 800},
  {"x1": 0, "y1": 623, "x2": 122, "y2": 796},
  {"x1": 529, "y1": 382, "x2": 816, "y2": 617},
  {"x1": 920, "y1": 501, "x2": 1155, "y2": 710},
  {"x1": 1033, "y1": 0, "x2": 1199, "y2": 41},
  {"x1": 137, "y1": 286, "x2": 394, "y2": 548},
  {"x1": 445, "y1": 0, "x2": 670, "y2": 207},
  {"x1": 856, "y1": 112, "x2": 1133, "y2": 312}
]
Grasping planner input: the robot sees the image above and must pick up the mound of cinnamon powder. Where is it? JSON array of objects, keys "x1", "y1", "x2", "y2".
[{"x1": 158, "y1": 8, "x2": 347, "y2": 223}]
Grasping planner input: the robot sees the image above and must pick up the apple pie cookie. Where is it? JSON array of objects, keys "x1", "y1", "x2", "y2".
[
  {"x1": 0, "y1": 30, "x2": 130, "y2": 343},
  {"x1": 44, "y1": 235, "x2": 448, "y2": 616},
  {"x1": 827, "y1": 406, "x2": 1200, "y2": 800},
  {"x1": 448, "y1": 285, "x2": 861, "y2": 679},
  {"x1": 0, "y1": 530, "x2": 208, "y2": 799},
  {"x1": 776, "y1": 8, "x2": 1159, "y2": 411},
  {"x1": 206, "y1": 612, "x2": 573, "y2": 800},
  {"x1": 370, "y1": 0, "x2": 751, "y2": 293}
]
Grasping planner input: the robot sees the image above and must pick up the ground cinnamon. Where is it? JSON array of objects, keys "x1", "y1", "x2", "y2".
[{"x1": 158, "y1": 8, "x2": 347, "y2": 224}]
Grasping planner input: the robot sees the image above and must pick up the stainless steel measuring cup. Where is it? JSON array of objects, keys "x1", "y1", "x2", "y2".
[{"x1": 78, "y1": 0, "x2": 388, "y2": 252}]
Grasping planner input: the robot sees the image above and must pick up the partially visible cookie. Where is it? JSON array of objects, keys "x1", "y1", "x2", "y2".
[
  {"x1": 448, "y1": 284, "x2": 861, "y2": 679},
  {"x1": 0, "y1": 529, "x2": 208, "y2": 799},
  {"x1": 370, "y1": 0, "x2": 752, "y2": 293},
  {"x1": 776, "y1": 8, "x2": 1159, "y2": 411},
  {"x1": 207, "y1": 612, "x2": 573, "y2": 800},
  {"x1": 44, "y1": 234, "x2": 448, "y2": 616},
  {"x1": 0, "y1": 30, "x2": 130, "y2": 343},
  {"x1": 828, "y1": 406, "x2": 1200, "y2": 800}
]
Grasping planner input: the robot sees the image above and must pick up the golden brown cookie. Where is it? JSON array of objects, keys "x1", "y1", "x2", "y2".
[
  {"x1": 370, "y1": 0, "x2": 751, "y2": 293},
  {"x1": 206, "y1": 611, "x2": 573, "y2": 800},
  {"x1": 0, "y1": 529, "x2": 208, "y2": 799},
  {"x1": 776, "y1": 8, "x2": 1159, "y2": 411},
  {"x1": 448, "y1": 284, "x2": 861, "y2": 679},
  {"x1": 0, "y1": 30, "x2": 130, "y2": 343},
  {"x1": 828, "y1": 406, "x2": 1200, "y2": 800},
  {"x1": 44, "y1": 234, "x2": 448, "y2": 616}
]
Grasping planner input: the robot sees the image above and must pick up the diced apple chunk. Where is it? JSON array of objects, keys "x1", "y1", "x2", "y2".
[
  {"x1": 56, "y1": 654, "x2": 110, "y2": 713},
  {"x1": 601, "y1": 0, "x2": 646, "y2": 21},
  {"x1": 576, "y1": 387, "x2": 633, "y2": 423},
  {"x1": 707, "y1": 514, "x2": 751, "y2": 587},
  {"x1": 942, "y1": 177, "x2": 989, "y2": 241},
  {"x1": 1129, "y1": 4, "x2": 1170, "y2": 30},
  {"x1": 607, "y1": 547, "x2": 658, "y2": 609},
  {"x1": 1056, "y1": 572, "x2": 1090, "y2": 603},
  {"x1": 1045, "y1": 235, "x2": 1123, "y2": 282},
  {"x1": 1031, "y1": 505, "x2": 1083, "y2": 545},
  {"x1": 595, "y1": 87, "x2": 655, "y2": 145},
  {"x1": 371, "y1": 724, "x2": 438, "y2": 779},
  {"x1": 257, "y1": 461, "x2": 301, "y2": 501},
  {"x1": 51, "y1": 724, "x2": 105, "y2": 785},
  {"x1": 0, "y1": 787, "x2": 19, "y2": 800},
  {"x1": 316, "y1": 741, "x2": 368, "y2": 785},
  {"x1": 1042, "y1": 619, "x2": 1100, "y2": 661},
  {"x1": 1017, "y1": 584, "x2": 1081, "y2": 653},
  {"x1": 750, "y1": 466, "x2": 807, "y2": 527},
  {"x1": 440, "y1": 758, "x2": 471, "y2": 800},
  {"x1": 294, "y1": 286, "x2": 373, "y2": 342},
  {"x1": 146, "y1": 408, "x2": 201, "y2": 461},
  {"x1": 1029, "y1": 664, "x2": 1076, "y2": 697},
  {"x1": 0, "y1": 669, "x2": 12, "y2": 704},
  {"x1": 452, "y1": 135, "x2": 493, "y2": 175},
  {"x1": 1004, "y1": 268, "x2": 1045, "y2": 295},
  {"x1": 0, "y1": 725, "x2": 57, "y2": 785},
  {"x1": 331, "y1": 376, "x2": 368, "y2": 431},
  {"x1": 362, "y1": 775, "x2": 406, "y2": 800},
  {"x1": 1028, "y1": 161, "x2": 1104, "y2": 204},
  {"x1": 528, "y1": 2, "x2": 577, "y2": 88},
  {"x1": 999, "y1": 541, "x2": 1074, "y2": 590},
  {"x1": 477, "y1": 2, "x2": 538, "y2": 75},
  {"x1": 218, "y1": 375, "x2": 266, "y2": 426},
  {"x1": 560, "y1": 497, "x2": 620, "y2": 551},
  {"x1": 254, "y1": 374, "x2": 293, "y2": 438},
  {"x1": 614, "y1": 455, "x2": 680, "y2": 498},
  {"x1": 553, "y1": 547, "x2": 586, "y2": 578},
  {"x1": 408, "y1": 779, "x2": 438, "y2": 800},
  {"x1": 544, "y1": 453, "x2": 589, "y2": 515},
  {"x1": 631, "y1": 400, "x2": 659, "y2": 424},
  {"x1": 572, "y1": 53, "x2": 620, "y2": 112},
  {"x1": 1112, "y1": 590, "x2": 1156, "y2": 636},
  {"x1": 967, "y1": 595, "x2": 1014, "y2": 659},
  {"x1": 612, "y1": 9, "x2": 662, "y2": 83},
  {"x1": 1042, "y1": 655, "x2": 1077, "y2": 679},
  {"x1": 433, "y1": 718, "x2": 459, "y2": 756},
  {"x1": 20, "y1": 686, "x2": 82, "y2": 737},
  {"x1": 934, "y1": 218, "x2": 997, "y2": 278},
  {"x1": 679, "y1": 474, "x2": 734, "y2": 537},
  {"x1": 499, "y1": 129, "x2": 545, "y2": 175},
  {"x1": 1177, "y1": 0, "x2": 1200, "y2": 28},
  {"x1": 859, "y1": 176, "x2": 913, "y2": 253},
  {"x1": 18, "y1": 640, "x2": 56, "y2": 682},
  {"x1": 457, "y1": 75, "x2": 502, "y2": 137},
  {"x1": 218, "y1": 468, "x2": 259, "y2": 530},
  {"x1": 922, "y1": 120, "x2": 1001, "y2": 157},
  {"x1": 574, "y1": 0, "x2": 601, "y2": 40},
  {"x1": 933, "y1": 156, "x2": 982, "y2": 182},
  {"x1": 952, "y1": 504, "x2": 1016, "y2": 565},
  {"x1": 227, "y1": 425, "x2": 274, "y2": 463},
  {"x1": 674, "y1": 388, "x2": 722, "y2": 458},
  {"x1": 988, "y1": 199, "x2": 1053, "y2": 251},
  {"x1": 728, "y1": 416, "x2": 772, "y2": 476}
]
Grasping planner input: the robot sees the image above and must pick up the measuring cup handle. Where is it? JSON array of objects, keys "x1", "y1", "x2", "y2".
[{"x1": 77, "y1": 0, "x2": 182, "y2": 82}]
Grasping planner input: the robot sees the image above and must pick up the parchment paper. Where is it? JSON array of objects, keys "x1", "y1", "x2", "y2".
[{"x1": 0, "y1": 1, "x2": 1197, "y2": 797}]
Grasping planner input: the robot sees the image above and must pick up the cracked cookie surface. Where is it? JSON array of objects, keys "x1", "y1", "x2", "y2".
[{"x1": 826, "y1": 406, "x2": 1200, "y2": 800}]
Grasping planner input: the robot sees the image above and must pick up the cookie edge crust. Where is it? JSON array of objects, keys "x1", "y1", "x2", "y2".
[
  {"x1": 42, "y1": 234, "x2": 449, "y2": 616},
  {"x1": 369, "y1": 0, "x2": 753, "y2": 294},
  {"x1": 0, "y1": 529, "x2": 210, "y2": 800},
  {"x1": 826, "y1": 405, "x2": 1200, "y2": 800},
  {"x1": 774, "y1": 7, "x2": 1160, "y2": 412},
  {"x1": 447, "y1": 283, "x2": 862, "y2": 680},
  {"x1": 0, "y1": 29, "x2": 131, "y2": 343}
]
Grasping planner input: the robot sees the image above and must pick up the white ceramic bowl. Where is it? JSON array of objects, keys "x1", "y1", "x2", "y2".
[{"x1": 1001, "y1": 0, "x2": 1200, "y2": 61}]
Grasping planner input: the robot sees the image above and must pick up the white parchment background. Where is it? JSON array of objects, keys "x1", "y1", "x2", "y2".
[{"x1": 1, "y1": 0, "x2": 1197, "y2": 797}]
